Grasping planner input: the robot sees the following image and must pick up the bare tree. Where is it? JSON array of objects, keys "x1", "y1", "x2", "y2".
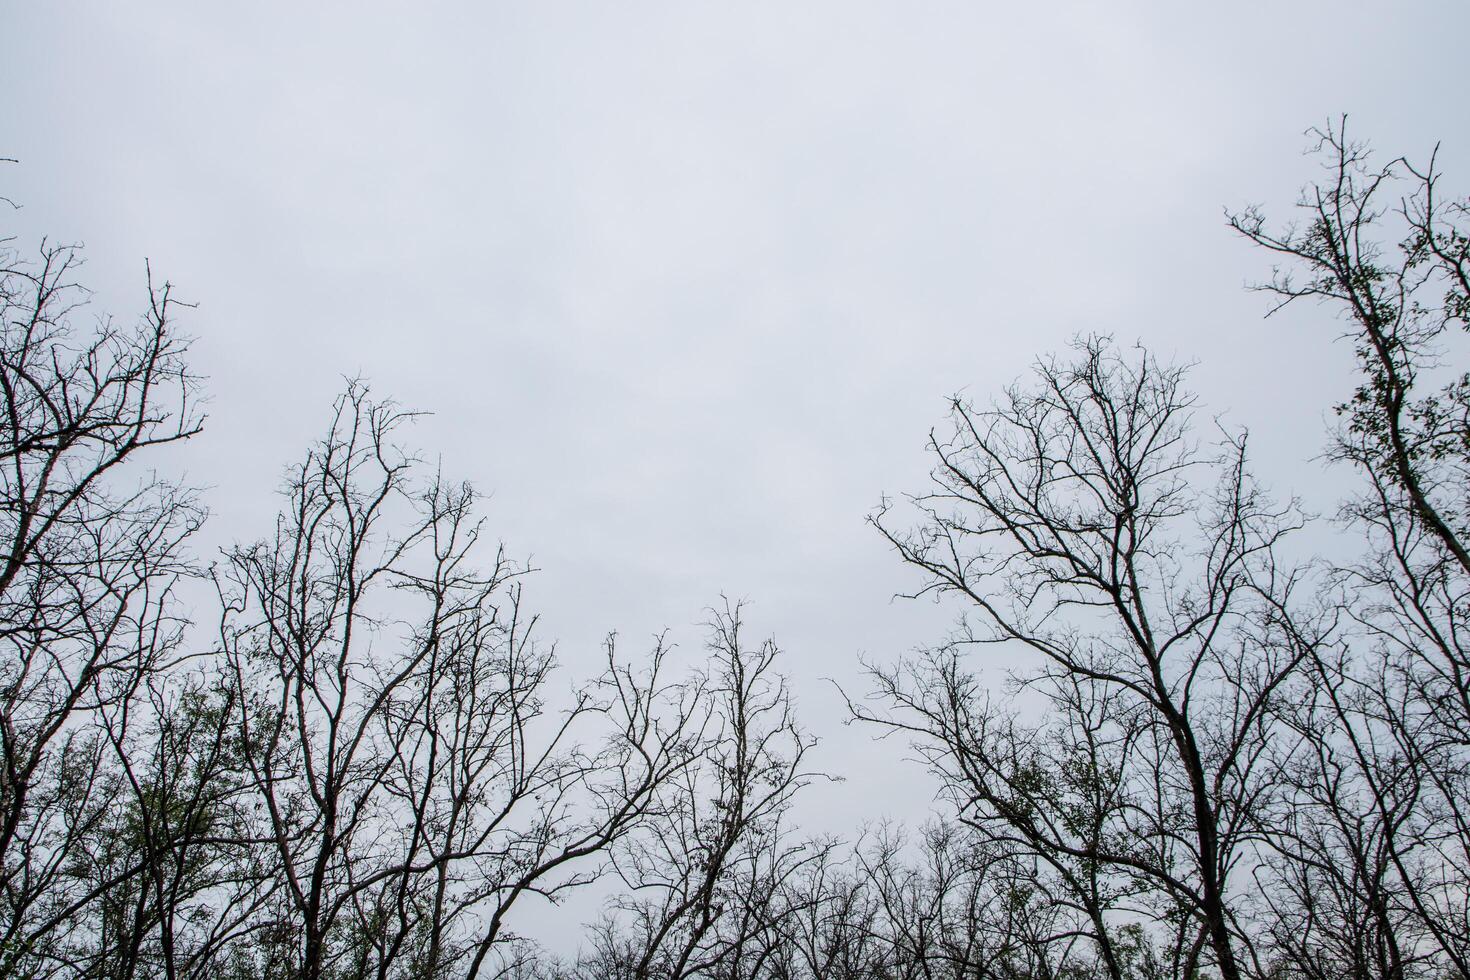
[
  {"x1": 767, "y1": 838, "x2": 886, "y2": 980},
  {"x1": 845, "y1": 821, "x2": 1098, "y2": 980},
  {"x1": 218, "y1": 383, "x2": 699, "y2": 980},
  {"x1": 0, "y1": 225, "x2": 203, "y2": 976},
  {"x1": 83, "y1": 671, "x2": 271, "y2": 980},
  {"x1": 1231, "y1": 120, "x2": 1470, "y2": 977},
  {"x1": 579, "y1": 603, "x2": 818, "y2": 980},
  {"x1": 862, "y1": 337, "x2": 1308, "y2": 980}
]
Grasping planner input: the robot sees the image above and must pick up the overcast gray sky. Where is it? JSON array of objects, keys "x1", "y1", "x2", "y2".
[{"x1": 4, "y1": 2, "x2": 1468, "y2": 839}]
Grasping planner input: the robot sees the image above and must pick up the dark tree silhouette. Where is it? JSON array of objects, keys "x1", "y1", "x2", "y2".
[
  {"x1": 861, "y1": 337, "x2": 1310, "y2": 980},
  {"x1": 1231, "y1": 120, "x2": 1470, "y2": 978},
  {"x1": 0, "y1": 229, "x2": 203, "y2": 977},
  {"x1": 4, "y1": 120, "x2": 1469, "y2": 980},
  {"x1": 571, "y1": 603, "x2": 819, "y2": 980},
  {"x1": 218, "y1": 383, "x2": 702, "y2": 980}
]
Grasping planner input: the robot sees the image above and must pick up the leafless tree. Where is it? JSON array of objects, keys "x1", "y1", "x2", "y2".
[
  {"x1": 572, "y1": 603, "x2": 818, "y2": 980},
  {"x1": 861, "y1": 337, "x2": 1309, "y2": 980},
  {"x1": 595, "y1": 815, "x2": 1130, "y2": 980},
  {"x1": 82, "y1": 671, "x2": 271, "y2": 980},
  {"x1": 844, "y1": 821, "x2": 1099, "y2": 980},
  {"x1": 218, "y1": 383, "x2": 700, "y2": 980},
  {"x1": 1231, "y1": 120, "x2": 1470, "y2": 977},
  {"x1": 0, "y1": 225, "x2": 203, "y2": 976},
  {"x1": 764, "y1": 838, "x2": 885, "y2": 980}
]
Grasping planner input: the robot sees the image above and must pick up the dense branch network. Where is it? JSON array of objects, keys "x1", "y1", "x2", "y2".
[{"x1": 1, "y1": 121, "x2": 1467, "y2": 979}]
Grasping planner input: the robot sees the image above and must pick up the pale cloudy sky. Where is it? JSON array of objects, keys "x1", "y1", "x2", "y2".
[{"x1": 4, "y1": 2, "x2": 1467, "y2": 834}]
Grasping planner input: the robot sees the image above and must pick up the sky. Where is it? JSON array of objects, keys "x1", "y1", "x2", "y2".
[{"x1": 4, "y1": 1, "x2": 1468, "y2": 852}]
